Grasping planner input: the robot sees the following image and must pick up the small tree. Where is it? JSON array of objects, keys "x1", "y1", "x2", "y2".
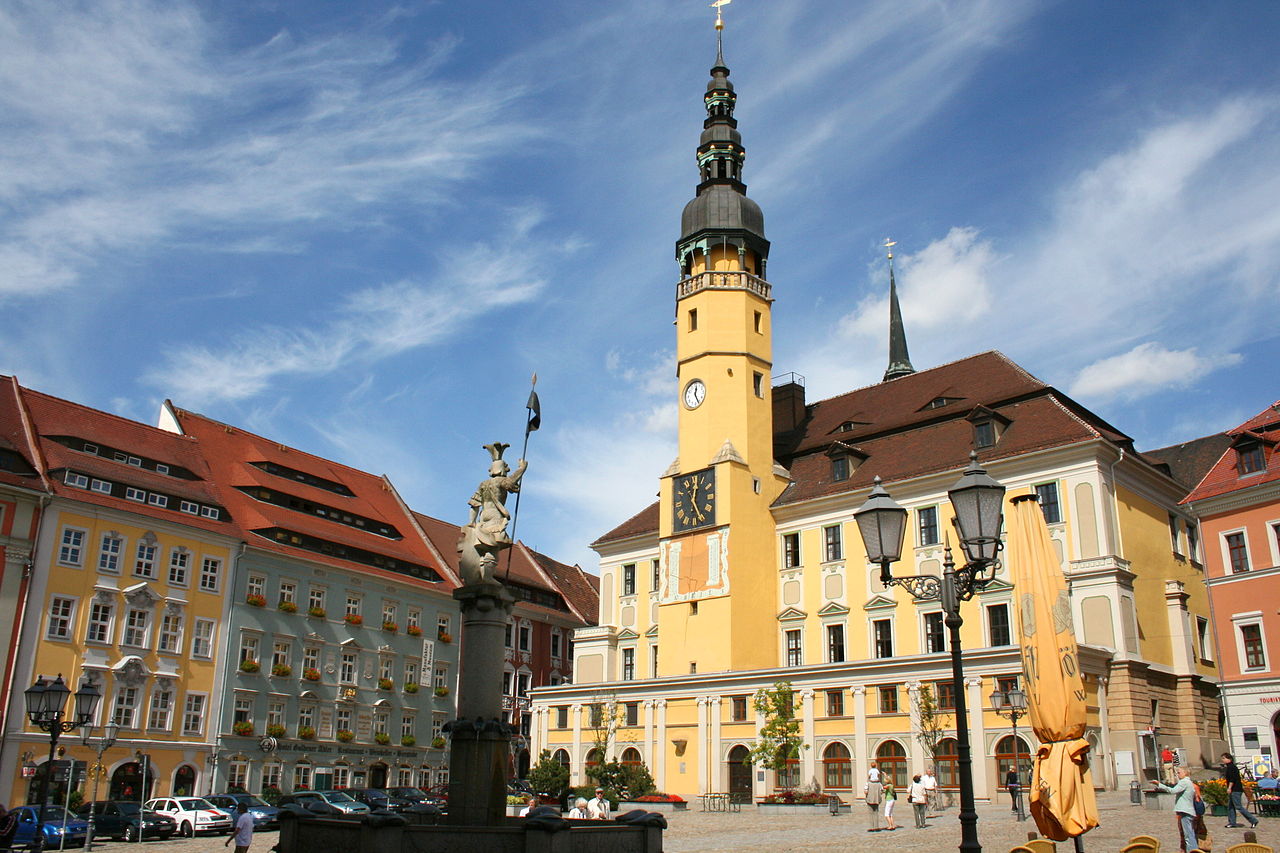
[
  {"x1": 746, "y1": 681, "x2": 807, "y2": 787},
  {"x1": 528, "y1": 750, "x2": 569, "y2": 797},
  {"x1": 586, "y1": 692, "x2": 624, "y2": 767},
  {"x1": 913, "y1": 683, "x2": 952, "y2": 769}
]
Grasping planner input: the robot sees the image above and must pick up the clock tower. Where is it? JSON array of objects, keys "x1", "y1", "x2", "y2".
[{"x1": 657, "y1": 35, "x2": 787, "y2": 674}]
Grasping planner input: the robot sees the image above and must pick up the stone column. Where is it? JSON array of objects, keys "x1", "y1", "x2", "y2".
[
  {"x1": 754, "y1": 703, "x2": 767, "y2": 800},
  {"x1": 965, "y1": 676, "x2": 988, "y2": 802},
  {"x1": 570, "y1": 704, "x2": 583, "y2": 785},
  {"x1": 709, "y1": 697, "x2": 723, "y2": 792},
  {"x1": 852, "y1": 684, "x2": 867, "y2": 798},
  {"x1": 800, "y1": 689, "x2": 816, "y2": 786},
  {"x1": 656, "y1": 700, "x2": 668, "y2": 789},
  {"x1": 446, "y1": 581, "x2": 515, "y2": 826},
  {"x1": 1097, "y1": 676, "x2": 1114, "y2": 790},
  {"x1": 696, "y1": 697, "x2": 709, "y2": 794},
  {"x1": 643, "y1": 700, "x2": 655, "y2": 769},
  {"x1": 906, "y1": 681, "x2": 925, "y2": 771}
]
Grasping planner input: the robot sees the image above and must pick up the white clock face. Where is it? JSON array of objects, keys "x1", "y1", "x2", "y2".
[{"x1": 683, "y1": 379, "x2": 706, "y2": 409}]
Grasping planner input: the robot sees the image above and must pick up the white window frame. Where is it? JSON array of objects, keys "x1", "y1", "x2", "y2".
[
  {"x1": 98, "y1": 534, "x2": 124, "y2": 574},
  {"x1": 122, "y1": 608, "x2": 151, "y2": 648},
  {"x1": 47, "y1": 595, "x2": 78, "y2": 640},
  {"x1": 135, "y1": 538, "x2": 158, "y2": 578},
  {"x1": 279, "y1": 580, "x2": 297, "y2": 605},
  {"x1": 91, "y1": 479, "x2": 111, "y2": 494},
  {"x1": 822, "y1": 525, "x2": 843, "y2": 563},
  {"x1": 784, "y1": 628, "x2": 803, "y2": 666},
  {"x1": 825, "y1": 622, "x2": 846, "y2": 663},
  {"x1": 200, "y1": 506, "x2": 220, "y2": 520},
  {"x1": 86, "y1": 600, "x2": 115, "y2": 644},
  {"x1": 1232, "y1": 613, "x2": 1269, "y2": 673},
  {"x1": 180, "y1": 500, "x2": 199, "y2": 515},
  {"x1": 148, "y1": 493, "x2": 168, "y2": 508},
  {"x1": 191, "y1": 618, "x2": 216, "y2": 659},
  {"x1": 870, "y1": 616, "x2": 895, "y2": 659},
  {"x1": 984, "y1": 601, "x2": 1013, "y2": 647},
  {"x1": 922, "y1": 610, "x2": 946, "y2": 654},
  {"x1": 158, "y1": 611, "x2": 184, "y2": 654},
  {"x1": 1221, "y1": 528, "x2": 1252, "y2": 574},
  {"x1": 168, "y1": 548, "x2": 190, "y2": 586},
  {"x1": 65, "y1": 471, "x2": 89, "y2": 489},
  {"x1": 1267, "y1": 518, "x2": 1280, "y2": 570},
  {"x1": 113, "y1": 687, "x2": 141, "y2": 729},
  {"x1": 58, "y1": 527, "x2": 87, "y2": 567},
  {"x1": 148, "y1": 686, "x2": 174, "y2": 731},
  {"x1": 199, "y1": 557, "x2": 221, "y2": 592},
  {"x1": 340, "y1": 652, "x2": 357, "y2": 684},
  {"x1": 125, "y1": 487, "x2": 146, "y2": 502}
]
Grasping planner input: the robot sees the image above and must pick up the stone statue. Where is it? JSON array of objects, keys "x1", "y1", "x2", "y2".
[{"x1": 457, "y1": 442, "x2": 527, "y2": 585}]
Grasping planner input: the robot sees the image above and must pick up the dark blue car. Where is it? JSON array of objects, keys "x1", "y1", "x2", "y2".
[
  {"x1": 11, "y1": 805, "x2": 91, "y2": 849},
  {"x1": 207, "y1": 793, "x2": 281, "y2": 829}
]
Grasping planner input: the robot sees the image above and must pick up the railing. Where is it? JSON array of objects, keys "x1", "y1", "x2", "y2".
[{"x1": 676, "y1": 270, "x2": 772, "y2": 300}]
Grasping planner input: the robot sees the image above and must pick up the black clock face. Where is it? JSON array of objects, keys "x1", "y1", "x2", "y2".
[{"x1": 673, "y1": 468, "x2": 716, "y2": 532}]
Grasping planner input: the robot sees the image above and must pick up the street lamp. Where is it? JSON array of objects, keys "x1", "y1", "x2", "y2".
[
  {"x1": 990, "y1": 686, "x2": 1029, "y2": 821},
  {"x1": 80, "y1": 719, "x2": 120, "y2": 849},
  {"x1": 24, "y1": 674, "x2": 102, "y2": 852},
  {"x1": 855, "y1": 453, "x2": 1006, "y2": 853}
]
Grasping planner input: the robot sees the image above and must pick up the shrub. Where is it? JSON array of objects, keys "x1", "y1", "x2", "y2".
[
  {"x1": 528, "y1": 750, "x2": 570, "y2": 798},
  {"x1": 573, "y1": 785, "x2": 618, "y2": 808},
  {"x1": 434, "y1": 685, "x2": 450, "y2": 697},
  {"x1": 278, "y1": 601, "x2": 298, "y2": 613},
  {"x1": 587, "y1": 759, "x2": 656, "y2": 800},
  {"x1": 401, "y1": 735, "x2": 416, "y2": 747},
  {"x1": 302, "y1": 668, "x2": 321, "y2": 681},
  {"x1": 308, "y1": 606, "x2": 326, "y2": 618},
  {"x1": 378, "y1": 677, "x2": 393, "y2": 690},
  {"x1": 344, "y1": 613, "x2": 363, "y2": 626},
  {"x1": 406, "y1": 625, "x2": 422, "y2": 636},
  {"x1": 232, "y1": 721, "x2": 254, "y2": 736},
  {"x1": 431, "y1": 736, "x2": 447, "y2": 749},
  {"x1": 259, "y1": 784, "x2": 281, "y2": 806},
  {"x1": 634, "y1": 793, "x2": 685, "y2": 803},
  {"x1": 1199, "y1": 778, "x2": 1229, "y2": 807},
  {"x1": 382, "y1": 621, "x2": 398, "y2": 633},
  {"x1": 67, "y1": 789, "x2": 85, "y2": 812},
  {"x1": 245, "y1": 593, "x2": 266, "y2": 607},
  {"x1": 375, "y1": 733, "x2": 391, "y2": 745},
  {"x1": 336, "y1": 729, "x2": 355, "y2": 743},
  {"x1": 266, "y1": 724, "x2": 286, "y2": 738},
  {"x1": 297, "y1": 725, "x2": 316, "y2": 740},
  {"x1": 403, "y1": 682, "x2": 419, "y2": 694},
  {"x1": 238, "y1": 659, "x2": 261, "y2": 674},
  {"x1": 272, "y1": 663, "x2": 292, "y2": 677}
]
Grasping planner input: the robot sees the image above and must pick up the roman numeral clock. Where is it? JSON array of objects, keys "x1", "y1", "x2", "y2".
[{"x1": 672, "y1": 467, "x2": 716, "y2": 533}]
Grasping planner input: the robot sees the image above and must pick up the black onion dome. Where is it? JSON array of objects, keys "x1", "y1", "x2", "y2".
[{"x1": 681, "y1": 185, "x2": 765, "y2": 237}]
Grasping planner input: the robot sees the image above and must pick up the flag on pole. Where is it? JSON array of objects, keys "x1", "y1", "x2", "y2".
[{"x1": 525, "y1": 374, "x2": 541, "y2": 435}]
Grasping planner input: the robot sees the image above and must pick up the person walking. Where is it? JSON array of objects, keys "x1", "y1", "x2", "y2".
[
  {"x1": 864, "y1": 771, "x2": 884, "y2": 832},
  {"x1": 224, "y1": 802, "x2": 254, "y2": 853},
  {"x1": 1221, "y1": 752, "x2": 1260, "y2": 828},
  {"x1": 882, "y1": 780, "x2": 898, "y2": 831},
  {"x1": 921, "y1": 766, "x2": 938, "y2": 817},
  {"x1": 1152, "y1": 767, "x2": 1198, "y2": 853},
  {"x1": 1006, "y1": 767, "x2": 1022, "y2": 814},
  {"x1": 908, "y1": 774, "x2": 929, "y2": 828},
  {"x1": 0, "y1": 804, "x2": 20, "y2": 853}
]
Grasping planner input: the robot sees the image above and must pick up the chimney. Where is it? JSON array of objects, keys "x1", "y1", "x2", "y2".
[{"x1": 772, "y1": 373, "x2": 806, "y2": 435}]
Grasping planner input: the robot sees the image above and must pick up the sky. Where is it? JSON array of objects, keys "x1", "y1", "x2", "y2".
[{"x1": 3, "y1": 0, "x2": 1279, "y2": 572}]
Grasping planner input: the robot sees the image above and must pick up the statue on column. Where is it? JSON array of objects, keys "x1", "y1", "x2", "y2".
[{"x1": 457, "y1": 442, "x2": 527, "y2": 585}]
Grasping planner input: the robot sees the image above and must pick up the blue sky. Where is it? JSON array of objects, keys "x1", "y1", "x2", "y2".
[{"x1": 3, "y1": 0, "x2": 1278, "y2": 571}]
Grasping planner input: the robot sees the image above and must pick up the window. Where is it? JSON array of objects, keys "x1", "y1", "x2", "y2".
[
  {"x1": 148, "y1": 493, "x2": 168, "y2": 508},
  {"x1": 1223, "y1": 531, "x2": 1251, "y2": 573},
  {"x1": 918, "y1": 506, "x2": 939, "y2": 546},
  {"x1": 823, "y1": 525, "x2": 842, "y2": 562},
  {"x1": 298, "y1": 703, "x2": 316, "y2": 731},
  {"x1": 345, "y1": 595, "x2": 361, "y2": 619},
  {"x1": 621, "y1": 648, "x2": 635, "y2": 680},
  {"x1": 782, "y1": 533, "x2": 801, "y2": 569},
  {"x1": 731, "y1": 695, "x2": 748, "y2": 721},
  {"x1": 91, "y1": 479, "x2": 111, "y2": 494},
  {"x1": 622, "y1": 564, "x2": 636, "y2": 596},
  {"x1": 404, "y1": 659, "x2": 418, "y2": 686},
  {"x1": 123, "y1": 608, "x2": 150, "y2": 647},
  {"x1": 98, "y1": 535, "x2": 123, "y2": 573},
  {"x1": 155, "y1": 463, "x2": 169, "y2": 475},
  {"x1": 823, "y1": 742, "x2": 852, "y2": 789},
  {"x1": 182, "y1": 694, "x2": 206, "y2": 736},
  {"x1": 200, "y1": 507, "x2": 220, "y2": 520},
  {"x1": 199, "y1": 557, "x2": 221, "y2": 591},
  {"x1": 84, "y1": 443, "x2": 98, "y2": 455},
  {"x1": 504, "y1": 621, "x2": 513, "y2": 648},
  {"x1": 754, "y1": 310, "x2": 762, "y2": 333},
  {"x1": 1241, "y1": 624, "x2": 1267, "y2": 670},
  {"x1": 873, "y1": 619, "x2": 893, "y2": 658},
  {"x1": 240, "y1": 634, "x2": 261, "y2": 665},
  {"x1": 309, "y1": 587, "x2": 326, "y2": 612},
  {"x1": 826, "y1": 690, "x2": 844, "y2": 717},
  {"x1": 651, "y1": 645, "x2": 659, "y2": 677},
  {"x1": 935, "y1": 680, "x2": 956, "y2": 710},
  {"x1": 688, "y1": 308, "x2": 697, "y2": 331},
  {"x1": 158, "y1": 612, "x2": 183, "y2": 654},
  {"x1": 180, "y1": 500, "x2": 199, "y2": 515},
  {"x1": 401, "y1": 713, "x2": 415, "y2": 738},
  {"x1": 433, "y1": 665, "x2": 449, "y2": 689},
  {"x1": 58, "y1": 528, "x2": 86, "y2": 566},
  {"x1": 987, "y1": 604, "x2": 1011, "y2": 646},
  {"x1": 1196, "y1": 616, "x2": 1213, "y2": 662},
  {"x1": 373, "y1": 709, "x2": 388, "y2": 736},
  {"x1": 340, "y1": 652, "x2": 357, "y2": 684},
  {"x1": 973, "y1": 421, "x2": 996, "y2": 448},
  {"x1": 247, "y1": 575, "x2": 265, "y2": 599},
  {"x1": 47, "y1": 596, "x2": 76, "y2": 639},
  {"x1": 274, "y1": 641, "x2": 292, "y2": 668},
  {"x1": 301, "y1": 644, "x2": 320, "y2": 674},
  {"x1": 556, "y1": 706, "x2": 569, "y2": 728},
  {"x1": 168, "y1": 548, "x2": 190, "y2": 585},
  {"x1": 293, "y1": 765, "x2": 312, "y2": 792},
  {"x1": 878, "y1": 685, "x2": 898, "y2": 714},
  {"x1": 550, "y1": 631, "x2": 562, "y2": 660},
  {"x1": 86, "y1": 601, "x2": 114, "y2": 644},
  {"x1": 65, "y1": 471, "x2": 89, "y2": 488},
  {"x1": 406, "y1": 607, "x2": 420, "y2": 630},
  {"x1": 383, "y1": 602, "x2": 397, "y2": 626},
  {"x1": 234, "y1": 696, "x2": 254, "y2": 726},
  {"x1": 625, "y1": 702, "x2": 639, "y2": 726},
  {"x1": 753, "y1": 371, "x2": 764, "y2": 397},
  {"x1": 148, "y1": 688, "x2": 173, "y2": 730},
  {"x1": 1238, "y1": 443, "x2": 1266, "y2": 475},
  {"x1": 1035, "y1": 483, "x2": 1061, "y2": 524},
  {"x1": 652, "y1": 559, "x2": 661, "y2": 590},
  {"x1": 924, "y1": 612, "x2": 946, "y2": 653},
  {"x1": 1187, "y1": 523, "x2": 1200, "y2": 562},
  {"x1": 192, "y1": 619, "x2": 215, "y2": 658},
  {"x1": 125, "y1": 486, "x2": 146, "y2": 502},
  {"x1": 113, "y1": 688, "x2": 139, "y2": 728},
  {"x1": 518, "y1": 623, "x2": 531, "y2": 651},
  {"x1": 279, "y1": 581, "x2": 296, "y2": 606},
  {"x1": 826, "y1": 624, "x2": 845, "y2": 663},
  {"x1": 1169, "y1": 514, "x2": 1181, "y2": 554},
  {"x1": 335, "y1": 706, "x2": 352, "y2": 734},
  {"x1": 785, "y1": 629, "x2": 802, "y2": 666},
  {"x1": 135, "y1": 540, "x2": 157, "y2": 578},
  {"x1": 831, "y1": 456, "x2": 850, "y2": 482}
]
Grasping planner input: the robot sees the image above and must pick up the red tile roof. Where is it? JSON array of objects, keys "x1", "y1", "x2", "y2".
[
  {"x1": 1144, "y1": 433, "x2": 1233, "y2": 492},
  {"x1": 0, "y1": 377, "x2": 44, "y2": 491},
  {"x1": 1182, "y1": 401, "x2": 1280, "y2": 504}
]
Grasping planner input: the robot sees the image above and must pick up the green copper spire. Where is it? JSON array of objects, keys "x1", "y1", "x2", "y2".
[{"x1": 883, "y1": 240, "x2": 916, "y2": 382}]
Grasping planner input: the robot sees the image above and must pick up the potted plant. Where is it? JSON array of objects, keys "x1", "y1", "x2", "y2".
[
  {"x1": 401, "y1": 735, "x2": 416, "y2": 747},
  {"x1": 382, "y1": 621, "x2": 397, "y2": 633},
  {"x1": 245, "y1": 593, "x2": 266, "y2": 607},
  {"x1": 374, "y1": 732, "x2": 391, "y2": 745},
  {"x1": 232, "y1": 721, "x2": 254, "y2": 736},
  {"x1": 336, "y1": 729, "x2": 355, "y2": 743},
  {"x1": 431, "y1": 736, "x2": 447, "y2": 749},
  {"x1": 378, "y1": 677, "x2": 393, "y2": 690},
  {"x1": 406, "y1": 625, "x2": 422, "y2": 637},
  {"x1": 344, "y1": 613, "x2": 363, "y2": 626},
  {"x1": 1200, "y1": 779, "x2": 1230, "y2": 815},
  {"x1": 297, "y1": 725, "x2": 316, "y2": 740},
  {"x1": 239, "y1": 659, "x2": 261, "y2": 674},
  {"x1": 308, "y1": 606, "x2": 326, "y2": 618},
  {"x1": 437, "y1": 631, "x2": 452, "y2": 644},
  {"x1": 266, "y1": 723, "x2": 286, "y2": 738},
  {"x1": 403, "y1": 682, "x2": 419, "y2": 694},
  {"x1": 302, "y1": 667, "x2": 321, "y2": 682},
  {"x1": 434, "y1": 685, "x2": 450, "y2": 698},
  {"x1": 272, "y1": 663, "x2": 292, "y2": 677},
  {"x1": 278, "y1": 600, "x2": 298, "y2": 613}
]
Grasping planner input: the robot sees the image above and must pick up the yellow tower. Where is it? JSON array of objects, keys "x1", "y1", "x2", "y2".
[{"x1": 657, "y1": 33, "x2": 787, "y2": 675}]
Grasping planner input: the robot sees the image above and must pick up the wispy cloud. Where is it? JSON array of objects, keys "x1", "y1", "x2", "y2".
[{"x1": 1069, "y1": 343, "x2": 1242, "y2": 401}]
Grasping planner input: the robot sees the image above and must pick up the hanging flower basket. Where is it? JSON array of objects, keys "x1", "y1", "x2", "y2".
[
  {"x1": 434, "y1": 686, "x2": 450, "y2": 698},
  {"x1": 272, "y1": 663, "x2": 292, "y2": 677},
  {"x1": 336, "y1": 730, "x2": 355, "y2": 743},
  {"x1": 344, "y1": 613, "x2": 363, "y2": 626},
  {"x1": 382, "y1": 621, "x2": 398, "y2": 633},
  {"x1": 374, "y1": 733, "x2": 391, "y2": 745},
  {"x1": 245, "y1": 594, "x2": 266, "y2": 607},
  {"x1": 308, "y1": 606, "x2": 326, "y2": 618},
  {"x1": 278, "y1": 601, "x2": 298, "y2": 613},
  {"x1": 232, "y1": 721, "x2": 254, "y2": 736},
  {"x1": 431, "y1": 736, "x2": 447, "y2": 749},
  {"x1": 302, "y1": 668, "x2": 321, "y2": 682},
  {"x1": 297, "y1": 725, "x2": 316, "y2": 740},
  {"x1": 378, "y1": 678, "x2": 393, "y2": 690},
  {"x1": 266, "y1": 724, "x2": 287, "y2": 738},
  {"x1": 437, "y1": 632, "x2": 452, "y2": 644},
  {"x1": 400, "y1": 735, "x2": 416, "y2": 747},
  {"x1": 239, "y1": 660, "x2": 261, "y2": 674},
  {"x1": 406, "y1": 625, "x2": 422, "y2": 637},
  {"x1": 403, "y1": 682, "x2": 419, "y2": 694}
]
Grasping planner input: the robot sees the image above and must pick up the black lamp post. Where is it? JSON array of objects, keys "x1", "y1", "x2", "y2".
[
  {"x1": 990, "y1": 686, "x2": 1029, "y2": 821},
  {"x1": 24, "y1": 674, "x2": 102, "y2": 852},
  {"x1": 81, "y1": 718, "x2": 120, "y2": 849},
  {"x1": 855, "y1": 453, "x2": 1006, "y2": 853}
]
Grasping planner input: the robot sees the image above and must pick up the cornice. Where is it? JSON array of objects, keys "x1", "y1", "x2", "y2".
[{"x1": 1187, "y1": 478, "x2": 1280, "y2": 517}]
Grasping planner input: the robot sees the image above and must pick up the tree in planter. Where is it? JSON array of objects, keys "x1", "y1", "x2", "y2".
[
  {"x1": 912, "y1": 683, "x2": 951, "y2": 777},
  {"x1": 528, "y1": 750, "x2": 570, "y2": 799},
  {"x1": 745, "y1": 681, "x2": 807, "y2": 789}
]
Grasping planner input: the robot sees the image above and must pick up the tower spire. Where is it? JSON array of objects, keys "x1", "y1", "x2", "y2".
[{"x1": 882, "y1": 239, "x2": 916, "y2": 381}]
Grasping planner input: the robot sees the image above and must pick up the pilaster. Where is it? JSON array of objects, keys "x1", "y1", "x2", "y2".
[
  {"x1": 852, "y1": 684, "x2": 867, "y2": 798},
  {"x1": 800, "y1": 688, "x2": 815, "y2": 785},
  {"x1": 965, "y1": 676, "x2": 988, "y2": 802}
]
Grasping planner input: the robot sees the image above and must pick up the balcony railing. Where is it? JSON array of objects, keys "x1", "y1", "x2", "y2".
[{"x1": 676, "y1": 270, "x2": 772, "y2": 301}]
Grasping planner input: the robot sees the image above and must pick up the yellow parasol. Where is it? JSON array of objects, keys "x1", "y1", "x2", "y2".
[{"x1": 1007, "y1": 494, "x2": 1099, "y2": 842}]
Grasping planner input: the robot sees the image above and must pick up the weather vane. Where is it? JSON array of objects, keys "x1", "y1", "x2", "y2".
[
  {"x1": 884, "y1": 238, "x2": 896, "y2": 262},
  {"x1": 712, "y1": 0, "x2": 731, "y2": 31}
]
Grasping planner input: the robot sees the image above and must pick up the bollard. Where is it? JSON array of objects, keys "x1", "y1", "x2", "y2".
[{"x1": 1130, "y1": 780, "x2": 1142, "y2": 804}]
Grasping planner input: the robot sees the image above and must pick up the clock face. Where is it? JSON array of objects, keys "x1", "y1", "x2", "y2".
[
  {"x1": 683, "y1": 379, "x2": 706, "y2": 410},
  {"x1": 672, "y1": 467, "x2": 716, "y2": 533}
]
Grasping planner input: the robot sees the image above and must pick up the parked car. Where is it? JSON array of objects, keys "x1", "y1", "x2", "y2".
[
  {"x1": 277, "y1": 790, "x2": 369, "y2": 815},
  {"x1": 77, "y1": 801, "x2": 177, "y2": 842},
  {"x1": 277, "y1": 792, "x2": 343, "y2": 816},
  {"x1": 144, "y1": 796, "x2": 234, "y2": 836},
  {"x1": 207, "y1": 793, "x2": 281, "y2": 829},
  {"x1": 345, "y1": 788, "x2": 412, "y2": 813},
  {"x1": 10, "y1": 805, "x2": 91, "y2": 849},
  {"x1": 314, "y1": 790, "x2": 371, "y2": 814}
]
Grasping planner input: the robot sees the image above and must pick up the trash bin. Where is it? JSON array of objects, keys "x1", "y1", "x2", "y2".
[
  {"x1": 1130, "y1": 780, "x2": 1142, "y2": 804},
  {"x1": 829, "y1": 795, "x2": 841, "y2": 816}
]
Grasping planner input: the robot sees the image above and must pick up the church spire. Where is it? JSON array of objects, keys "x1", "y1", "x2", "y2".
[{"x1": 882, "y1": 239, "x2": 916, "y2": 381}]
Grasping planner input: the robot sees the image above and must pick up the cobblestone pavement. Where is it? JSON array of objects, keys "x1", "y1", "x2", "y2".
[{"x1": 61, "y1": 792, "x2": 1274, "y2": 853}]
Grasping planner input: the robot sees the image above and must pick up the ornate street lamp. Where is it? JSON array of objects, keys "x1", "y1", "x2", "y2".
[
  {"x1": 990, "y1": 686, "x2": 1029, "y2": 821},
  {"x1": 81, "y1": 719, "x2": 120, "y2": 849},
  {"x1": 24, "y1": 674, "x2": 102, "y2": 852},
  {"x1": 855, "y1": 452, "x2": 1006, "y2": 853}
]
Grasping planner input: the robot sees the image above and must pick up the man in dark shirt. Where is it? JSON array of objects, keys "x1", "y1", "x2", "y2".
[{"x1": 1220, "y1": 752, "x2": 1259, "y2": 828}]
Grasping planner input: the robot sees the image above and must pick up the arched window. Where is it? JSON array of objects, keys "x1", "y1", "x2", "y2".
[
  {"x1": 876, "y1": 740, "x2": 907, "y2": 789},
  {"x1": 995, "y1": 735, "x2": 1033, "y2": 785},
  {"x1": 553, "y1": 749, "x2": 570, "y2": 770},
  {"x1": 776, "y1": 747, "x2": 801, "y2": 790},
  {"x1": 585, "y1": 748, "x2": 602, "y2": 778},
  {"x1": 173, "y1": 764, "x2": 198, "y2": 797},
  {"x1": 822, "y1": 742, "x2": 852, "y2": 789},
  {"x1": 621, "y1": 748, "x2": 642, "y2": 768},
  {"x1": 934, "y1": 738, "x2": 958, "y2": 788}
]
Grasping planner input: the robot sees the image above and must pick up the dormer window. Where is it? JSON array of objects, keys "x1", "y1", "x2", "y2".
[
  {"x1": 966, "y1": 406, "x2": 1009, "y2": 450},
  {"x1": 826, "y1": 442, "x2": 866, "y2": 482},
  {"x1": 925, "y1": 396, "x2": 963, "y2": 410},
  {"x1": 1237, "y1": 442, "x2": 1265, "y2": 476},
  {"x1": 973, "y1": 421, "x2": 996, "y2": 448},
  {"x1": 831, "y1": 456, "x2": 850, "y2": 482}
]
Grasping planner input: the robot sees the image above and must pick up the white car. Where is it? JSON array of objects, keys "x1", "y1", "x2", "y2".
[{"x1": 144, "y1": 797, "x2": 234, "y2": 837}]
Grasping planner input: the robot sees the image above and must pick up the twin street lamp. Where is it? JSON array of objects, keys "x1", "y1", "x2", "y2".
[{"x1": 24, "y1": 674, "x2": 103, "y2": 852}]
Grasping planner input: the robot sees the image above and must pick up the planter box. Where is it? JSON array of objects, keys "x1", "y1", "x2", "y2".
[
  {"x1": 756, "y1": 802, "x2": 849, "y2": 814},
  {"x1": 1210, "y1": 804, "x2": 1229, "y2": 817},
  {"x1": 618, "y1": 800, "x2": 688, "y2": 812}
]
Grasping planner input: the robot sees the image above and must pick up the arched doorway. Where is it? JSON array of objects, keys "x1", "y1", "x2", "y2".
[
  {"x1": 369, "y1": 762, "x2": 388, "y2": 789},
  {"x1": 995, "y1": 735, "x2": 1033, "y2": 786},
  {"x1": 876, "y1": 740, "x2": 907, "y2": 789},
  {"x1": 727, "y1": 745, "x2": 751, "y2": 797},
  {"x1": 516, "y1": 748, "x2": 530, "y2": 778},
  {"x1": 109, "y1": 761, "x2": 154, "y2": 801},
  {"x1": 822, "y1": 743, "x2": 852, "y2": 790},
  {"x1": 173, "y1": 764, "x2": 197, "y2": 797},
  {"x1": 1272, "y1": 709, "x2": 1280, "y2": 759}
]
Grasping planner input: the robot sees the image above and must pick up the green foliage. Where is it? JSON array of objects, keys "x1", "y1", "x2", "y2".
[
  {"x1": 528, "y1": 750, "x2": 570, "y2": 797},
  {"x1": 587, "y1": 760, "x2": 657, "y2": 799},
  {"x1": 506, "y1": 794, "x2": 527, "y2": 805},
  {"x1": 746, "y1": 681, "x2": 807, "y2": 775},
  {"x1": 572, "y1": 785, "x2": 618, "y2": 808},
  {"x1": 67, "y1": 789, "x2": 84, "y2": 812},
  {"x1": 913, "y1": 683, "x2": 951, "y2": 764}
]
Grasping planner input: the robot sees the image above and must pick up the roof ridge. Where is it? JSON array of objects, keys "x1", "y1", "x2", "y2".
[
  {"x1": 800, "y1": 350, "x2": 1034, "y2": 409},
  {"x1": 21, "y1": 382, "x2": 202, "y2": 446},
  {"x1": 8, "y1": 377, "x2": 51, "y2": 491}
]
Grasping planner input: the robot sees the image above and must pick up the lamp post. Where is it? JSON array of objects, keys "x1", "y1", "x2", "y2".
[
  {"x1": 24, "y1": 674, "x2": 102, "y2": 852},
  {"x1": 990, "y1": 686, "x2": 1029, "y2": 821},
  {"x1": 80, "y1": 720, "x2": 120, "y2": 850},
  {"x1": 855, "y1": 453, "x2": 1005, "y2": 853}
]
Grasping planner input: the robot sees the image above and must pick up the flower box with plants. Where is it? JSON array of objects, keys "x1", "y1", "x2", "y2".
[
  {"x1": 431, "y1": 736, "x2": 447, "y2": 749},
  {"x1": 302, "y1": 667, "x2": 321, "y2": 682},
  {"x1": 621, "y1": 793, "x2": 688, "y2": 812},
  {"x1": 406, "y1": 625, "x2": 422, "y2": 637},
  {"x1": 403, "y1": 682, "x2": 419, "y2": 694},
  {"x1": 437, "y1": 632, "x2": 452, "y2": 644},
  {"x1": 401, "y1": 735, "x2": 416, "y2": 747},
  {"x1": 308, "y1": 606, "x2": 326, "y2": 618},
  {"x1": 266, "y1": 724, "x2": 287, "y2": 738},
  {"x1": 278, "y1": 600, "x2": 298, "y2": 613},
  {"x1": 758, "y1": 787, "x2": 845, "y2": 813},
  {"x1": 344, "y1": 613, "x2": 363, "y2": 626},
  {"x1": 378, "y1": 677, "x2": 393, "y2": 691},
  {"x1": 434, "y1": 685, "x2": 450, "y2": 698},
  {"x1": 232, "y1": 721, "x2": 254, "y2": 736},
  {"x1": 374, "y1": 732, "x2": 391, "y2": 745},
  {"x1": 382, "y1": 621, "x2": 397, "y2": 633},
  {"x1": 335, "y1": 729, "x2": 355, "y2": 743},
  {"x1": 297, "y1": 725, "x2": 316, "y2": 740},
  {"x1": 271, "y1": 663, "x2": 292, "y2": 678},
  {"x1": 245, "y1": 593, "x2": 267, "y2": 607},
  {"x1": 238, "y1": 659, "x2": 261, "y2": 674}
]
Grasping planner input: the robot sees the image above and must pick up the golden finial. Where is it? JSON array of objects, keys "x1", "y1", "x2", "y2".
[
  {"x1": 883, "y1": 238, "x2": 896, "y2": 261},
  {"x1": 712, "y1": 0, "x2": 731, "y2": 31}
]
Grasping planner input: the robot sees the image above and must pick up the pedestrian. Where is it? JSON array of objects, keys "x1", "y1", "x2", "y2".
[
  {"x1": 1151, "y1": 767, "x2": 1198, "y2": 853},
  {"x1": 1006, "y1": 767, "x2": 1022, "y2": 813},
  {"x1": 863, "y1": 771, "x2": 883, "y2": 831},
  {"x1": 1220, "y1": 752, "x2": 1260, "y2": 829},
  {"x1": 587, "y1": 787, "x2": 610, "y2": 820},
  {"x1": 908, "y1": 774, "x2": 929, "y2": 828},
  {"x1": 568, "y1": 797, "x2": 591, "y2": 819},
  {"x1": 866, "y1": 760, "x2": 881, "y2": 785},
  {"x1": 518, "y1": 796, "x2": 538, "y2": 817},
  {"x1": 882, "y1": 780, "x2": 898, "y2": 831},
  {"x1": 921, "y1": 766, "x2": 938, "y2": 817},
  {"x1": 1189, "y1": 776, "x2": 1213, "y2": 853},
  {"x1": 224, "y1": 802, "x2": 254, "y2": 853},
  {"x1": 0, "y1": 804, "x2": 19, "y2": 853}
]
